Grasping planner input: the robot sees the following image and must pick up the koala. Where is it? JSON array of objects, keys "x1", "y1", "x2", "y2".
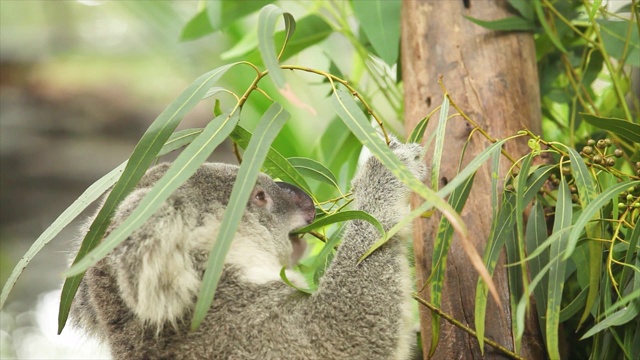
[{"x1": 70, "y1": 141, "x2": 427, "y2": 359}]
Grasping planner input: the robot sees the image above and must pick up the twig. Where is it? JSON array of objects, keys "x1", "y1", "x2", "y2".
[{"x1": 412, "y1": 294, "x2": 526, "y2": 360}]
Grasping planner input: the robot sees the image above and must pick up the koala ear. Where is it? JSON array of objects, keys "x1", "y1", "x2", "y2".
[
  {"x1": 276, "y1": 182, "x2": 315, "y2": 225},
  {"x1": 250, "y1": 186, "x2": 272, "y2": 209}
]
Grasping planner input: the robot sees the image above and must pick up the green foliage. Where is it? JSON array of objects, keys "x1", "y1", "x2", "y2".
[{"x1": 1, "y1": 1, "x2": 638, "y2": 359}]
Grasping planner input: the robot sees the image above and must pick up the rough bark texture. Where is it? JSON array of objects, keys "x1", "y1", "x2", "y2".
[{"x1": 402, "y1": 0, "x2": 546, "y2": 359}]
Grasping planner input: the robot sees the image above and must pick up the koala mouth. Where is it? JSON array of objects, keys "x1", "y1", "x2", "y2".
[{"x1": 288, "y1": 233, "x2": 307, "y2": 264}]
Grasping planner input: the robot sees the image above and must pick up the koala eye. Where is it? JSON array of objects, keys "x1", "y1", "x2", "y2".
[
  {"x1": 250, "y1": 187, "x2": 272, "y2": 210},
  {"x1": 255, "y1": 190, "x2": 266, "y2": 202}
]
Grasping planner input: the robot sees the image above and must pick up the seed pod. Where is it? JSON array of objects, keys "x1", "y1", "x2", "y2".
[
  {"x1": 614, "y1": 149, "x2": 623, "y2": 158},
  {"x1": 605, "y1": 157, "x2": 616, "y2": 167},
  {"x1": 604, "y1": 139, "x2": 612, "y2": 147},
  {"x1": 587, "y1": 139, "x2": 596, "y2": 146},
  {"x1": 593, "y1": 155, "x2": 603, "y2": 164},
  {"x1": 596, "y1": 139, "x2": 607, "y2": 149},
  {"x1": 582, "y1": 146, "x2": 594, "y2": 155},
  {"x1": 562, "y1": 166, "x2": 571, "y2": 175}
]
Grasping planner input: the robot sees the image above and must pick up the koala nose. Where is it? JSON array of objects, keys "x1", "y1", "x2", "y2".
[{"x1": 276, "y1": 182, "x2": 316, "y2": 225}]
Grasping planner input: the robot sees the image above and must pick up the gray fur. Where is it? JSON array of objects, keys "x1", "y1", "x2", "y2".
[{"x1": 70, "y1": 142, "x2": 426, "y2": 359}]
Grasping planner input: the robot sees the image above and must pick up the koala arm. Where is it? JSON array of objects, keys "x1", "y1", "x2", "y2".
[
  {"x1": 303, "y1": 142, "x2": 426, "y2": 358},
  {"x1": 106, "y1": 187, "x2": 204, "y2": 329}
]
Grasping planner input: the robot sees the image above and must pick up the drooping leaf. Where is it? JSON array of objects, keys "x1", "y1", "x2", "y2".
[
  {"x1": 64, "y1": 112, "x2": 240, "y2": 278},
  {"x1": 408, "y1": 115, "x2": 431, "y2": 144},
  {"x1": 230, "y1": 125, "x2": 310, "y2": 194},
  {"x1": 191, "y1": 103, "x2": 289, "y2": 330},
  {"x1": 0, "y1": 128, "x2": 204, "y2": 310},
  {"x1": 257, "y1": 4, "x2": 295, "y2": 89},
  {"x1": 181, "y1": 9, "x2": 215, "y2": 41},
  {"x1": 508, "y1": 0, "x2": 534, "y2": 20},
  {"x1": 429, "y1": 174, "x2": 475, "y2": 356},
  {"x1": 294, "y1": 210, "x2": 384, "y2": 237},
  {"x1": 465, "y1": 15, "x2": 536, "y2": 31},
  {"x1": 581, "y1": 113, "x2": 640, "y2": 144},
  {"x1": 431, "y1": 96, "x2": 449, "y2": 191},
  {"x1": 525, "y1": 201, "x2": 550, "y2": 340},
  {"x1": 352, "y1": 0, "x2": 401, "y2": 65},
  {"x1": 533, "y1": 0, "x2": 567, "y2": 53},
  {"x1": 546, "y1": 177, "x2": 573, "y2": 359},
  {"x1": 279, "y1": 267, "x2": 313, "y2": 294},
  {"x1": 475, "y1": 192, "x2": 517, "y2": 351},
  {"x1": 564, "y1": 181, "x2": 639, "y2": 260},
  {"x1": 581, "y1": 301, "x2": 640, "y2": 339},
  {"x1": 288, "y1": 157, "x2": 339, "y2": 189},
  {"x1": 58, "y1": 63, "x2": 238, "y2": 333}
]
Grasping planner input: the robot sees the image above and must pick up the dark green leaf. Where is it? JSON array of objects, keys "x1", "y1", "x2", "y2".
[
  {"x1": 206, "y1": 0, "x2": 272, "y2": 34},
  {"x1": 429, "y1": 174, "x2": 475, "y2": 356},
  {"x1": 408, "y1": 115, "x2": 431, "y2": 144},
  {"x1": 294, "y1": 210, "x2": 384, "y2": 236},
  {"x1": 465, "y1": 15, "x2": 536, "y2": 31},
  {"x1": 508, "y1": 0, "x2": 534, "y2": 20},
  {"x1": 533, "y1": 0, "x2": 567, "y2": 53},
  {"x1": 546, "y1": 178, "x2": 573, "y2": 359},
  {"x1": 181, "y1": 9, "x2": 214, "y2": 41},
  {"x1": 581, "y1": 113, "x2": 640, "y2": 144},
  {"x1": 288, "y1": 157, "x2": 339, "y2": 189},
  {"x1": 230, "y1": 125, "x2": 310, "y2": 194}
]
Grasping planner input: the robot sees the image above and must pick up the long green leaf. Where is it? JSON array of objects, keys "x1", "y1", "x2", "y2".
[
  {"x1": 465, "y1": 15, "x2": 536, "y2": 31},
  {"x1": 294, "y1": 210, "x2": 383, "y2": 236},
  {"x1": 431, "y1": 96, "x2": 449, "y2": 191},
  {"x1": 191, "y1": 103, "x2": 289, "y2": 330},
  {"x1": 288, "y1": 157, "x2": 339, "y2": 189},
  {"x1": 620, "y1": 223, "x2": 640, "y2": 292},
  {"x1": 475, "y1": 192, "x2": 517, "y2": 351},
  {"x1": 351, "y1": 0, "x2": 400, "y2": 65},
  {"x1": 525, "y1": 201, "x2": 550, "y2": 341},
  {"x1": 408, "y1": 115, "x2": 431, "y2": 144},
  {"x1": 429, "y1": 174, "x2": 475, "y2": 356},
  {"x1": 582, "y1": 301, "x2": 640, "y2": 339},
  {"x1": 257, "y1": 4, "x2": 295, "y2": 88},
  {"x1": 0, "y1": 129, "x2": 203, "y2": 310},
  {"x1": 564, "y1": 180, "x2": 640, "y2": 260},
  {"x1": 562, "y1": 145, "x2": 604, "y2": 329},
  {"x1": 546, "y1": 177, "x2": 573, "y2": 359},
  {"x1": 230, "y1": 125, "x2": 310, "y2": 193},
  {"x1": 533, "y1": 0, "x2": 567, "y2": 53},
  {"x1": 581, "y1": 113, "x2": 640, "y2": 144},
  {"x1": 58, "y1": 63, "x2": 237, "y2": 333},
  {"x1": 64, "y1": 112, "x2": 240, "y2": 278}
]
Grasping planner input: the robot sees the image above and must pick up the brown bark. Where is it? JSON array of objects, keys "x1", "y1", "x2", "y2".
[{"x1": 401, "y1": 0, "x2": 546, "y2": 359}]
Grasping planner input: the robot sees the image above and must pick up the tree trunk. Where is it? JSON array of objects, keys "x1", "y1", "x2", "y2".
[{"x1": 401, "y1": 1, "x2": 546, "y2": 359}]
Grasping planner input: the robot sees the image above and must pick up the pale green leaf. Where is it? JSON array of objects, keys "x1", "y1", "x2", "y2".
[
  {"x1": 64, "y1": 112, "x2": 240, "y2": 278},
  {"x1": 352, "y1": 0, "x2": 400, "y2": 65},
  {"x1": 58, "y1": 63, "x2": 238, "y2": 333},
  {"x1": 191, "y1": 103, "x2": 289, "y2": 330}
]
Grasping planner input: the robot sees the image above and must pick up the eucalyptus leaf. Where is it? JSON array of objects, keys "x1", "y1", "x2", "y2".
[
  {"x1": 465, "y1": 15, "x2": 536, "y2": 31},
  {"x1": 258, "y1": 4, "x2": 295, "y2": 88},
  {"x1": 64, "y1": 111, "x2": 240, "y2": 278},
  {"x1": 58, "y1": 63, "x2": 238, "y2": 333},
  {"x1": 191, "y1": 103, "x2": 289, "y2": 330},
  {"x1": 352, "y1": 0, "x2": 401, "y2": 65},
  {"x1": 581, "y1": 113, "x2": 640, "y2": 144},
  {"x1": 546, "y1": 178, "x2": 573, "y2": 359}
]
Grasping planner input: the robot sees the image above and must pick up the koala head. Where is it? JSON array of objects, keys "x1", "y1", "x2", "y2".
[{"x1": 129, "y1": 162, "x2": 315, "y2": 271}]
